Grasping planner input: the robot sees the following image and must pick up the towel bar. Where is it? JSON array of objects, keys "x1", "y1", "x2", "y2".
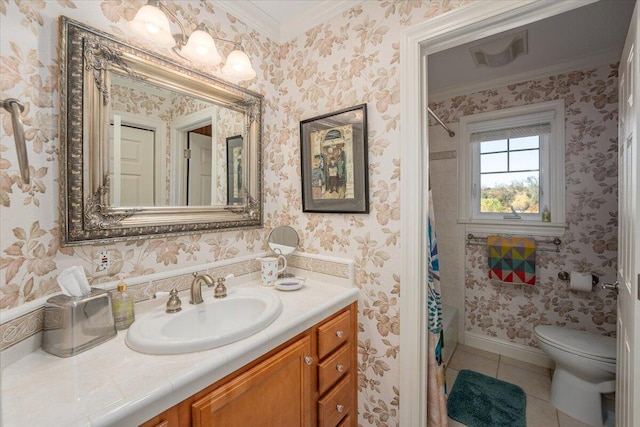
[
  {"x1": 1, "y1": 98, "x2": 29, "y2": 184},
  {"x1": 466, "y1": 233, "x2": 561, "y2": 253}
]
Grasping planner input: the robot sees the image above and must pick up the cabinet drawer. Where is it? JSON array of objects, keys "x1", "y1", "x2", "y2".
[
  {"x1": 318, "y1": 376, "x2": 352, "y2": 427},
  {"x1": 317, "y1": 309, "x2": 351, "y2": 359},
  {"x1": 318, "y1": 344, "x2": 350, "y2": 394}
]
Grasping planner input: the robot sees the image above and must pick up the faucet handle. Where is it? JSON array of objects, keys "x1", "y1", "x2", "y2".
[
  {"x1": 214, "y1": 277, "x2": 228, "y2": 299},
  {"x1": 166, "y1": 288, "x2": 182, "y2": 313},
  {"x1": 154, "y1": 289, "x2": 182, "y2": 313}
]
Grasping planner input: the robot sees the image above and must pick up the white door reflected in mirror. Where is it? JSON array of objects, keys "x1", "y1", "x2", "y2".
[
  {"x1": 109, "y1": 119, "x2": 159, "y2": 207},
  {"x1": 188, "y1": 131, "x2": 213, "y2": 206}
]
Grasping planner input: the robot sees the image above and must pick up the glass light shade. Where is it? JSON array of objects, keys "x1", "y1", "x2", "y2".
[
  {"x1": 222, "y1": 49, "x2": 256, "y2": 81},
  {"x1": 130, "y1": 4, "x2": 175, "y2": 48},
  {"x1": 180, "y1": 30, "x2": 222, "y2": 66}
]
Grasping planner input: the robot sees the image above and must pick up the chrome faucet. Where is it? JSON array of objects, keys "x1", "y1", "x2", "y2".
[{"x1": 190, "y1": 272, "x2": 215, "y2": 304}]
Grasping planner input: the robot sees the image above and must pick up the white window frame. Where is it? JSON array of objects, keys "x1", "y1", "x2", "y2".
[{"x1": 458, "y1": 99, "x2": 567, "y2": 236}]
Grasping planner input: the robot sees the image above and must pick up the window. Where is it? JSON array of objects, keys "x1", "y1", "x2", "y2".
[
  {"x1": 458, "y1": 100, "x2": 566, "y2": 236},
  {"x1": 474, "y1": 126, "x2": 548, "y2": 220}
]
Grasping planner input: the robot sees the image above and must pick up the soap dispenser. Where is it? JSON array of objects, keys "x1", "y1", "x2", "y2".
[
  {"x1": 111, "y1": 282, "x2": 135, "y2": 330},
  {"x1": 542, "y1": 205, "x2": 551, "y2": 222}
]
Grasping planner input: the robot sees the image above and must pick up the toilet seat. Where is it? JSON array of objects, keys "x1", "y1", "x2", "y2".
[{"x1": 535, "y1": 326, "x2": 616, "y2": 363}]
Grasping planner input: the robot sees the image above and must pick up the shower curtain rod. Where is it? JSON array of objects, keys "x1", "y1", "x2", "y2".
[{"x1": 428, "y1": 108, "x2": 455, "y2": 138}]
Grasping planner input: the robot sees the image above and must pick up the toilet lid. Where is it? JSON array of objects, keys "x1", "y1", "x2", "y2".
[{"x1": 535, "y1": 326, "x2": 616, "y2": 361}]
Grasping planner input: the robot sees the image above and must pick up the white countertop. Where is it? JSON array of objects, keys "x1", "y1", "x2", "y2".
[{"x1": 1, "y1": 279, "x2": 359, "y2": 427}]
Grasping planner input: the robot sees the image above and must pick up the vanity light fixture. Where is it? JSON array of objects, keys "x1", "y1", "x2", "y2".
[{"x1": 130, "y1": 0, "x2": 256, "y2": 80}]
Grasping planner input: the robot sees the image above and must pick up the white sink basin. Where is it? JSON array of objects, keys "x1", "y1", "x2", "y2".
[{"x1": 126, "y1": 288, "x2": 282, "y2": 355}]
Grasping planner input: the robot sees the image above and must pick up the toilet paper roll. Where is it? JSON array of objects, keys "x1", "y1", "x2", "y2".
[{"x1": 569, "y1": 271, "x2": 593, "y2": 292}]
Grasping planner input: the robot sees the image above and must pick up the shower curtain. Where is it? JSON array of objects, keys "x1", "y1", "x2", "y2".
[{"x1": 427, "y1": 189, "x2": 448, "y2": 427}]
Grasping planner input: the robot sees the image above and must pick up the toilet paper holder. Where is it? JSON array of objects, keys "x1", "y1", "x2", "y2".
[{"x1": 558, "y1": 271, "x2": 599, "y2": 286}]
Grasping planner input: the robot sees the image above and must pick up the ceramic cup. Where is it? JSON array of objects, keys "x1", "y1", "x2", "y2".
[{"x1": 257, "y1": 255, "x2": 287, "y2": 286}]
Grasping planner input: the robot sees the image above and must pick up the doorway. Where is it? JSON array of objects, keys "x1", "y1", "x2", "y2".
[{"x1": 398, "y1": 1, "x2": 635, "y2": 425}]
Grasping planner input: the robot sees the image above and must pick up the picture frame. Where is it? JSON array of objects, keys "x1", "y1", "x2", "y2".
[
  {"x1": 226, "y1": 135, "x2": 244, "y2": 205},
  {"x1": 300, "y1": 104, "x2": 369, "y2": 213}
]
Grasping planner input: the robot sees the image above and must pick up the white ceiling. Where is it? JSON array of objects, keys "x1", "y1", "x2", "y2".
[{"x1": 427, "y1": 0, "x2": 636, "y2": 98}]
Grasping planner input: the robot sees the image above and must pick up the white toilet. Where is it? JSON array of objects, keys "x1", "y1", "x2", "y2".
[{"x1": 534, "y1": 326, "x2": 616, "y2": 427}]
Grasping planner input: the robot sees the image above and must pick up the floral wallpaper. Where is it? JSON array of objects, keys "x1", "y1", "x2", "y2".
[
  {"x1": 0, "y1": 0, "x2": 280, "y2": 301},
  {"x1": 0, "y1": 0, "x2": 480, "y2": 426},
  {"x1": 429, "y1": 63, "x2": 619, "y2": 348},
  {"x1": 276, "y1": 2, "x2": 475, "y2": 424}
]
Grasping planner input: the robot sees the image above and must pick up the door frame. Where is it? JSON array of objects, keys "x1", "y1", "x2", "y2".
[{"x1": 399, "y1": 1, "x2": 598, "y2": 424}]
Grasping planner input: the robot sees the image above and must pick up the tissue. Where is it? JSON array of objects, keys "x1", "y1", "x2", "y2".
[
  {"x1": 57, "y1": 266, "x2": 92, "y2": 297},
  {"x1": 569, "y1": 271, "x2": 593, "y2": 292}
]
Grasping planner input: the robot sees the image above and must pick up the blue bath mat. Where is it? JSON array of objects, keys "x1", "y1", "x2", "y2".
[{"x1": 448, "y1": 369, "x2": 526, "y2": 427}]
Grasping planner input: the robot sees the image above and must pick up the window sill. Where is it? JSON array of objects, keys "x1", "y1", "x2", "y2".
[{"x1": 458, "y1": 219, "x2": 567, "y2": 237}]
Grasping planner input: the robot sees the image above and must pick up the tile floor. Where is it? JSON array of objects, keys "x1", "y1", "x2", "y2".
[{"x1": 445, "y1": 344, "x2": 598, "y2": 427}]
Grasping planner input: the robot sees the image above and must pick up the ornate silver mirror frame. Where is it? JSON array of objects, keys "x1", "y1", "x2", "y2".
[{"x1": 59, "y1": 17, "x2": 263, "y2": 246}]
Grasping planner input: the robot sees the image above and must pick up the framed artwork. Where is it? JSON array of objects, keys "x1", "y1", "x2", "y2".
[
  {"x1": 300, "y1": 104, "x2": 369, "y2": 213},
  {"x1": 226, "y1": 135, "x2": 244, "y2": 205}
]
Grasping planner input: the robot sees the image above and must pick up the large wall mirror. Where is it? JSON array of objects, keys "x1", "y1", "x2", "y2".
[{"x1": 59, "y1": 17, "x2": 263, "y2": 245}]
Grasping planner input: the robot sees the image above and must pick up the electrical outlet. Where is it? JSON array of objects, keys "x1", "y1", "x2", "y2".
[{"x1": 95, "y1": 250, "x2": 111, "y2": 276}]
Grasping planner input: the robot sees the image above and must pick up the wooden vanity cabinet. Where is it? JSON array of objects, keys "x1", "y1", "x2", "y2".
[{"x1": 140, "y1": 302, "x2": 357, "y2": 427}]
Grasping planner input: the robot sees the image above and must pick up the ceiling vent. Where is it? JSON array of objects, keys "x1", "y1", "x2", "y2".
[{"x1": 470, "y1": 30, "x2": 528, "y2": 68}]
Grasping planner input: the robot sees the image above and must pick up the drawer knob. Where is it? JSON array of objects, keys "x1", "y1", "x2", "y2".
[
  {"x1": 336, "y1": 404, "x2": 344, "y2": 413},
  {"x1": 336, "y1": 364, "x2": 344, "y2": 372},
  {"x1": 335, "y1": 330, "x2": 344, "y2": 338},
  {"x1": 304, "y1": 356, "x2": 313, "y2": 365}
]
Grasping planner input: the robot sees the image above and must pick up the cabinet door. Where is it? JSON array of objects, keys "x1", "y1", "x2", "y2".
[{"x1": 191, "y1": 336, "x2": 312, "y2": 427}]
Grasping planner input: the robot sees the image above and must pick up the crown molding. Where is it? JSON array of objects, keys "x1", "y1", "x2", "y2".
[
  {"x1": 215, "y1": 0, "x2": 362, "y2": 44},
  {"x1": 429, "y1": 46, "x2": 621, "y2": 101},
  {"x1": 216, "y1": 1, "x2": 281, "y2": 42}
]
